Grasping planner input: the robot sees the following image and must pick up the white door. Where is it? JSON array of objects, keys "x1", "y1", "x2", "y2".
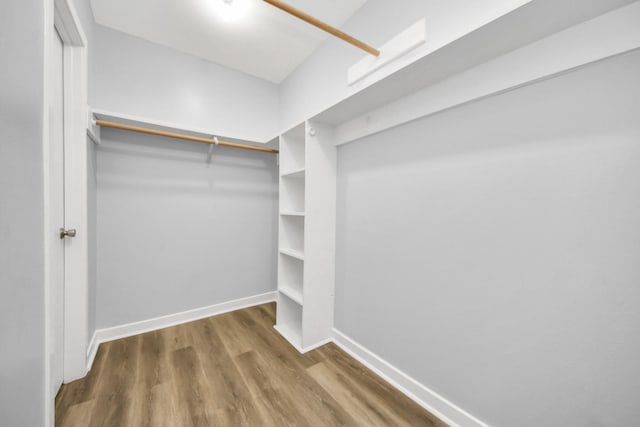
[{"x1": 50, "y1": 27, "x2": 66, "y2": 396}]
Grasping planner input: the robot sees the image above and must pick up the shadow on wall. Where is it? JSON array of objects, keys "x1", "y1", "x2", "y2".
[
  {"x1": 97, "y1": 128, "x2": 278, "y2": 197},
  {"x1": 95, "y1": 126, "x2": 279, "y2": 329},
  {"x1": 344, "y1": 50, "x2": 640, "y2": 173}
]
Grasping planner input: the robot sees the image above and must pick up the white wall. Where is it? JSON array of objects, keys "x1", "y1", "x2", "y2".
[
  {"x1": 93, "y1": 25, "x2": 279, "y2": 142},
  {"x1": 96, "y1": 128, "x2": 278, "y2": 329},
  {"x1": 335, "y1": 51, "x2": 640, "y2": 427},
  {"x1": 0, "y1": 0, "x2": 46, "y2": 425}
]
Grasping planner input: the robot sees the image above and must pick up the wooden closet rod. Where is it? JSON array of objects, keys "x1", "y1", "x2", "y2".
[
  {"x1": 95, "y1": 120, "x2": 279, "y2": 154},
  {"x1": 262, "y1": 0, "x2": 380, "y2": 57}
]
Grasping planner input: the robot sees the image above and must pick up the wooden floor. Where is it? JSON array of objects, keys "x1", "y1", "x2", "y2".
[{"x1": 56, "y1": 303, "x2": 446, "y2": 426}]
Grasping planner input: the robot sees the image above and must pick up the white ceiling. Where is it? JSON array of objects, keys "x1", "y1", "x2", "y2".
[{"x1": 90, "y1": 0, "x2": 369, "y2": 83}]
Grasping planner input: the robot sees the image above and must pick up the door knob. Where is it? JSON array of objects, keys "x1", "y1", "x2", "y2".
[{"x1": 59, "y1": 228, "x2": 77, "y2": 239}]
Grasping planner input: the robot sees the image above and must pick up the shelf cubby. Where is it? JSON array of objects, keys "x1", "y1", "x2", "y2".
[
  {"x1": 279, "y1": 215, "x2": 304, "y2": 255},
  {"x1": 279, "y1": 248, "x2": 304, "y2": 261},
  {"x1": 279, "y1": 123, "x2": 305, "y2": 173},
  {"x1": 275, "y1": 296, "x2": 303, "y2": 349},
  {"x1": 280, "y1": 175, "x2": 305, "y2": 213},
  {"x1": 279, "y1": 285, "x2": 303, "y2": 306},
  {"x1": 278, "y1": 254, "x2": 304, "y2": 305}
]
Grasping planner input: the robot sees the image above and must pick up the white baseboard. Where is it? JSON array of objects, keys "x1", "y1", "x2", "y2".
[
  {"x1": 86, "y1": 291, "x2": 277, "y2": 371},
  {"x1": 332, "y1": 328, "x2": 489, "y2": 427}
]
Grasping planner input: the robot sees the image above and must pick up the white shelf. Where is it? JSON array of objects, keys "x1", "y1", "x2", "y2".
[
  {"x1": 91, "y1": 108, "x2": 267, "y2": 149},
  {"x1": 280, "y1": 211, "x2": 305, "y2": 217},
  {"x1": 275, "y1": 293, "x2": 303, "y2": 351},
  {"x1": 279, "y1": 285, "x2": 303, "y2": 306},
  {"x1": 278, "y1": 123, "x2": 306, "y2": 353},
  {"x1": 277, "y1": 121, "x2": 336, "y2": 354},
  {"x1": 280, "y1": 248, "x2": 305, "y2": 261},
  {"x1": 280, "y1": 215, "x2": 304, "y2": 254},
  {"x1": 279, "y1": 127, "x2": 305, "y2": 172},
  {"x1": 278, "y1": 254, "x2": 304, "y2": 306},
  {"x1": 281, "y1": 168, "x2": 306, "y2": 178},
  {"x1": 313, "y1": 1, "x2": 629, "y2": 126}
]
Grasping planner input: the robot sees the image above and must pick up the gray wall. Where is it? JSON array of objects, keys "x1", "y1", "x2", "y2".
[
  {"x1": 72, "y1": 0, "x2": 281, "y2": 335},
  {"x1": 335, "y1": 51, "x2": 640, "y2": 427},
  {"x1": 96, "y1": 129, "x2": 278, "y2": 329},
  {"x1": 93, "y1": 25, "x2": 279, "y2": 142},
  {"x1": 0, "y1": 0, "x2": 46, "y2": 425}
]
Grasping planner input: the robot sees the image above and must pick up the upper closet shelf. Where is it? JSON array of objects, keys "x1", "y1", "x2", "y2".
[
  {"x1": 280, "y1": 211, "x2": 305, "y2": 217},
  {"x1": 311, "y1": 0, "x2": 635, "y2": 127},
  {"x1": 91, "y1": 109, "x2": 279, "y2": 153}
]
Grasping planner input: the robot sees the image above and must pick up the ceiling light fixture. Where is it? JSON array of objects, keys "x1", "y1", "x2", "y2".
[{"x1": 211, "y1": 0, "x2": 251, "y2": 22}]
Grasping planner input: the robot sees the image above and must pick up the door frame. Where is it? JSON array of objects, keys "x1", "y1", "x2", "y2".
[{"x1": 43, "y1": 0, "x2": 89, "y2": 424}]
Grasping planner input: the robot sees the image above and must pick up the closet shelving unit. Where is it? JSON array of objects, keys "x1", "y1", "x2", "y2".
[{"x1": 275, "y1": 121, "x2": 336, "y2": 353}]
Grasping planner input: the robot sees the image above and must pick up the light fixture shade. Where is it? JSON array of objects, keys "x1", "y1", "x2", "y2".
[{"x1": 210, "y1": 0, "x2": 251, "y2": 22}]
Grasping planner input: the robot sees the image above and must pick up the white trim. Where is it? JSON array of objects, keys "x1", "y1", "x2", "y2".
[
  {"x1": 60, "y1": 21, "x2": 90, "y2": 386},
  {"x1": 62, "y1": 38, "x2": 90, "y2": 383},
  {"x1": 53, "y1": 0, "x2": 87, "y2": 46},
  {"x1": 87, "y1": 292, "x2": 277, "y2": 370},
  {"x1": 45, "y1": 0, "x2": 88, "y2": 425},
  {"x1": 332, "y1": 329, "x2": 490, "y2": 427}
]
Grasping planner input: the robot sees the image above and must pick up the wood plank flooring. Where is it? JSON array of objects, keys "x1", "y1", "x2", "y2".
[{"x1": 56, "y1": 303, "x2": 446, "y2": 426}]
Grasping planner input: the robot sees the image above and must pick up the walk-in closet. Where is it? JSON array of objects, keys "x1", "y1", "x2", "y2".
[{"x1": 2, "y1": 0, "x2": 640, "y2": 426}]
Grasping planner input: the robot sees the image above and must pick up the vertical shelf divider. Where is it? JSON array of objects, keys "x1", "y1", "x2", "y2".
[
  {"x1": 275, "y1": 120, "x2": 337, "y2": 353},
  {"x1": 276, "y1": 123, "x2": 306, "y2": 351}
]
